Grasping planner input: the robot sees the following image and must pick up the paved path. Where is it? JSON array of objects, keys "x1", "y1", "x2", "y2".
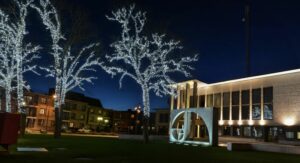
[
  {"x1": 220, "y1": 136, "x2": 300, "y2": 155},
  {"x1": 28, "y1": 131, "x2": 119, "y2": 138}
]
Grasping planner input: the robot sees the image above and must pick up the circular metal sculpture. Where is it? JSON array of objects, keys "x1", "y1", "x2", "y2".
[{"x1": 169, "y1": 108, "x2": 216, "y2": 145}]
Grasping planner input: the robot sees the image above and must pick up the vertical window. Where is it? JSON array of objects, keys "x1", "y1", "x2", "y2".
[
  {"x1": 71, "y1": 113, "x2": 76, "y2": 119},
  {"x1": 263, "y1": 87, "x2": 273, "y2": 120},
  {"x1": 207, "y1": 94, "x2": 213, "y2": 107},
  {"x1": 243, "y1": 127, "x2": 251, "y2": 137},
  {"x1": 189, "y1": 96, "x2": 193, "y2": 108},
  {"x1": 39, "y1": 108, "x2": 45, "y2": 115},
  {"x1": 63, "y1": 112, "x2": 70, "y2": 120},
  {"x1": 37, "y1": 119, "x2": 44, "y2": 126},
  {"x1": 242, "y1": 105, "x2": 249, "y2": 120},
  {"x1": 232, "y1": 106, "x2": 239, "y2": 120},
  {"x1": 25, "y1": 96, "x2": 33, "y2": 104},
  {"x1": 214, "y1": 93, "x2": 221, "y2": 120},
  {"x1": 199, "y1": 95, "x2": 205, "y2": 107},
  {"x1": 223, "y1": 107, "x2": 229, "y2": 120},
  {"x1": 223, "y1": 92, "x2": 230, "y2": 106},
  {"x1": 40, "y1": 97, "x2": 47, "y2": 104},
  {"x1": 181, "y1": 90, "x2": 185, "y2": 108},
  {"x1": 213, "y1": 93, "x2": 221, "y2": 108},
  {"x1": 286, "y1": 132, "x2": 295, "y2": 139},
  {"x1": 252, "y1": 88, "x2": 261, "y2": 120},
  {"x1": 222, "y1": 92, "x2": 230, "y2": 120},
  {"x1": 231, "y1": 91, "x2": 239, "y2": 105},
  {"x1": 27, "y1": 107, "x2": 37, "y2": 117},
  {"x1": 231, "y1": 91, "x2": 239, "y2": 120},
  {"x1": 242, "y1": 90, "x2": 250, "y2": 120}
]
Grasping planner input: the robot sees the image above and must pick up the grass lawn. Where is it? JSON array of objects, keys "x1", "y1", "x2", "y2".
[{"x1": 1, "y1": 134, "x2": 300, "y2": 163}]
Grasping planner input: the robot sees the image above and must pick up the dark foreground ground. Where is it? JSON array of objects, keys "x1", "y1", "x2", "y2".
[{"x1": 1, "y1": 134, "x2": 300, "y2": 163}]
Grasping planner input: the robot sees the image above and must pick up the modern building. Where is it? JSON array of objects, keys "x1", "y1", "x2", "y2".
[{"x1": 169, "y1": 69, "x2": 300, "y2": 143}]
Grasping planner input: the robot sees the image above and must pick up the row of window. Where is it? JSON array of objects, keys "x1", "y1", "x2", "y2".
[
  {"x1": 177, "y1": 87, "x2": 273, "y2": 120},
  {"x1": 221, "y1": 87, "x2": 273, "y2": 120}
]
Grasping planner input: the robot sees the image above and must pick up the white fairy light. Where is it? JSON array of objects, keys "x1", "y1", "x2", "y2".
[
  {"x1": 32, "y1": 0, "x2": 102, "y2": 112},
  {"x1": 102, "y1": 5, "x2": 198, "y2": 118},
  {"x1": 0, "y1": 0, "x2": 41, "y2": 113}
]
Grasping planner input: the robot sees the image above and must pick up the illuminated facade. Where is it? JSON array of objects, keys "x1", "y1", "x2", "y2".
[
  {"x1": 24, "y1": 91, "x2": 111, "y2": 132},
  {"x1": 170, "y1": 69, "x2": 300, "y2": 142}
]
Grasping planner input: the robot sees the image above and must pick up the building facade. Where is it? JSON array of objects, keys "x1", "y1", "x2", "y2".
[
  {"x1": 154, "y1": 109, "x2": 169, "y2": 135},
  {"x1": 111, "y1": 108, "x2": 158, "y2": 134},
  {"x1": 170, "y1": 69, "x2": 300, "y2": 142},
  {"x1": 24, "y1": 92, "x2": 55, "y2": 132},
  {"x1": 24, "y1": 91, "x2": 111, "y2": 133}
]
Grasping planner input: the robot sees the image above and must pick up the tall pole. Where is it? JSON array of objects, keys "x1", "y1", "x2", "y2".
[{"x1": 245, "y1": 1, "x2": 251, "y2": 77}]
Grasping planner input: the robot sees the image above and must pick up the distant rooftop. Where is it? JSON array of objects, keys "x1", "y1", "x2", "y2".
[{"x1": 48, "y1": 88, "x2": 103, "y2": 108}]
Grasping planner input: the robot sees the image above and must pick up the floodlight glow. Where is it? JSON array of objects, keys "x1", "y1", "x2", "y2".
[
  {"x1": 238, "y1": 120, "x2": 243, "y2": 125},
  {"x1": 259, "y1": 120, "x2": 265, "y2": 126},
  {"x1": 248, "y1": 120, "x2": 254, "y2": 125},
  {"x1": 219, "y1": 120, "x2": 224, "y2": 125},
  {"x1": 283, "y1": 117, "x2": 295, "y2": 126}
]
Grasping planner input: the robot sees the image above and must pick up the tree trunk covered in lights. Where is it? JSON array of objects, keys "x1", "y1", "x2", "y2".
[
  {"x1": 54, "y1": 106, "x2": 62, "y2": 138},
  {"x1": 5, "y1": 84, "x2": 11, "y2": 113},
  {"x1": 142, "y1": 86, "x2": 150, "y2": 143}
]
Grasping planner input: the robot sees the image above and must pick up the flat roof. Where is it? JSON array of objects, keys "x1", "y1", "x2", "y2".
[{"x1": 174, "y1": 68, "x2": 300, "y2": 91}]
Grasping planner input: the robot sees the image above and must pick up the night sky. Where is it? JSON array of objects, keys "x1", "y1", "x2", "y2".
[{"x1": 12, "y1": 0, "x2": 300, "y2": 110}]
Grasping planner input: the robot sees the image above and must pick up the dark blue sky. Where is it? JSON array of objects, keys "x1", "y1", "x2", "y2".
[{"x1": 21, "y1": 0, "x2": 300, "y2": 110}]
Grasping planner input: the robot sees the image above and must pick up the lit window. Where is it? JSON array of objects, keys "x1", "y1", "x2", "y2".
[
  {"x1": 297, "y1": 132, "x2": 300, "y2": 139},
  {"x1": 69, "y1": 123, "x2": 74, "y2": 127},
  {"x1": 41, "y1": 97, "x2": 47, "y2": 104},
  {"x1": 286, "y1": 132, "x2": 294, "y2": 139},
  {"x1": 39, "y1": 109, "x2": 45, "y2": 115},
  {"x1": 131, "y1": 114, "x2": 135, "y2": 119}
]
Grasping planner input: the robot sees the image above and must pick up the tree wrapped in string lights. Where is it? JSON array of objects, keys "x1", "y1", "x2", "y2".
[
  {"x1": 0, "y1": 0, "x2": 40, "y2": 113},
  {"x1": 32, "y1": 0, "x2": 102, "y2": 138},
  {"x1": 102, "y1": 5, "x2": 198, "y2": 142}
]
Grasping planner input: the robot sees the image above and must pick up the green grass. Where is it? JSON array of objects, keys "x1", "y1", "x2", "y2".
[{"x1": 1, "y1": 134, "x2": 300, "y2": 163}]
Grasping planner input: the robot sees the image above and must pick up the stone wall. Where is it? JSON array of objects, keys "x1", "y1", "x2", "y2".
[{"x1": 273, "y1": 82, "x2": 300, "y2": 126}]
